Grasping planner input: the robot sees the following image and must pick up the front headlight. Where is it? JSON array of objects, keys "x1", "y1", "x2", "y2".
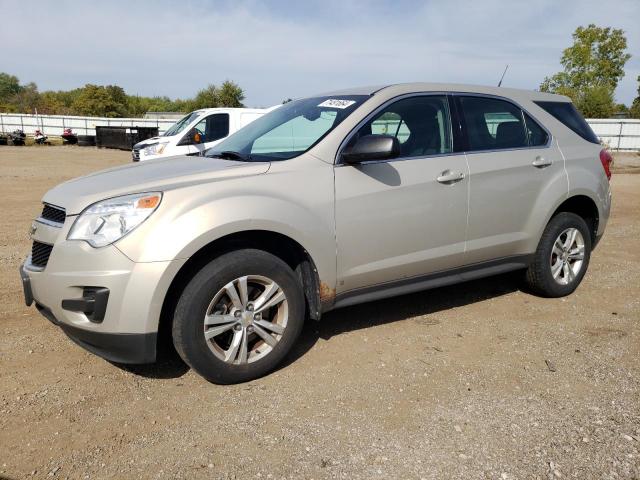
[
  {"x1": 68, "y1": 192, "x2": 162, "y2": 247},
  {"x1": 143, "y1": 142, "x2": 168, "y2": 156}
]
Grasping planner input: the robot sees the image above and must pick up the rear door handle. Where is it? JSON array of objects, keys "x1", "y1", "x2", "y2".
[
  {"x1": 437, "y1": 170, "x2": 465, "y2": 184},
  {"x1": 532, "y1": 156, "x2": 552, "y2": 168}
]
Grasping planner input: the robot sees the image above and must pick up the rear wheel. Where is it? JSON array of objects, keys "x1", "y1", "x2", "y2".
[
  {"x1": 172, "y1": 249, "x2": 305, "y2": 384},
  {"x1": 525, "y1": 212, "x2": 591, "y2": 297}
]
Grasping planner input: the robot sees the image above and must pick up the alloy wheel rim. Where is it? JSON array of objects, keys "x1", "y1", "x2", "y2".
[
  {"x1": 550, "y1": 228, "x2": 585, "y2": 285},
  {"x1": 203, "y1": 275, "x2": 288, "y2": 364}
]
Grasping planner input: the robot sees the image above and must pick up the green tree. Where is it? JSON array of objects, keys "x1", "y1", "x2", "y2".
[
  {"x1": 190, "y1": 81, "x2": 245, "y2": 110},
  {"x1": 127, "y1": 95, "x2": 182, "y2": 117},
  {"x1": 190, "y1": 84, "x2": 219, "y2": 110},
  {"x1": 574, "y1": 85, "x2": 615, "y2": 118},
  {"x1": 216, "y1": 80, "x2": 245, "y2": 107},
  {"x1": 38, "y1": 91, "x2": 70, "y2": 115},
  {"x1": 541, "y1": 24, "x2": 631, "y2": 117},
  {"x1": 629, "y1": 76, "x2": 640, "y2": 119},
  {"x1": 0, "y1": 72, "x2": 22, "y2": 103},
  {"x1": 71, "y1": 84, "x2": 129, "y2": 117},
  {"x1": 6, "y1": 82, "x2": 40, "y2": 113},
  {"x1": 0, "y1": 73, "x2": 245, "y2": 117}
]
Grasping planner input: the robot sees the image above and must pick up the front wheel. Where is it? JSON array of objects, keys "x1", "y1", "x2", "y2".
[
  {"x1": 525, "y1": 212, "x2": 592, "y2": 297},
  {"x1": 172, "y1": 249, "x2": 305, "y2": 384}
]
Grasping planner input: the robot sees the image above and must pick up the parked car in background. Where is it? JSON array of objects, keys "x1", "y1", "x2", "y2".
[
  {"x1": 132, "y1": 107, "x2": 272, "y2": 161},
  {"x1": 21, "y1": 83, "x2": 611, "y2": 384}
]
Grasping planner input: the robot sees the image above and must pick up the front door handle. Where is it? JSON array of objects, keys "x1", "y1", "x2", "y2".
[
  {"x1": 437, "y1": 170, "x2": 465, "y2": 184},
  {"x1": 532, "y1": 156, "x2": 552, "y2": 168}
]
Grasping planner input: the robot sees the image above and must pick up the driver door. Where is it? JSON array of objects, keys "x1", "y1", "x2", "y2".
[{"x1": 334, "y1": 95, "x2": 469, "y2": 293}]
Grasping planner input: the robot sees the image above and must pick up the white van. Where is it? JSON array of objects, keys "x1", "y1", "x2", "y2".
[{"x1": 132, "y1": 107, "x2": 271, "y2": 161}]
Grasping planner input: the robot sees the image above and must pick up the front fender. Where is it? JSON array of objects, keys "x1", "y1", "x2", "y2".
[{"x1": 115, "y1": 157, "x2": 337, "y2": 291}]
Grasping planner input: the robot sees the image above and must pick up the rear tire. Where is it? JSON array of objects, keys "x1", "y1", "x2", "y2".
[
  {"x1": 525, "y1": 212, "x2": 591, "y2": 297},
  {"x1": 172, "y1": 249, "x2": 305, "y2": 384}
]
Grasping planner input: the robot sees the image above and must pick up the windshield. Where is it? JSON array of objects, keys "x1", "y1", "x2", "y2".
[
  {"x1": 163, "y1": 111, "x2": 201, "y2": 137},
  {"x1": 206, "y1": 95, "x2": 368, "y2": 161}
]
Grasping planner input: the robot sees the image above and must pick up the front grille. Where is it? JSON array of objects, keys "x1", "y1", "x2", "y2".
[
  {"x1": 132, "y1": 148, "x2": 140, "y2": 161},
  {"x1": 31, "y1": 241, "x2": 53, "y2": 268},
  {"x1": 41, "y1": 204, "x2": 66, "y2": 224}
]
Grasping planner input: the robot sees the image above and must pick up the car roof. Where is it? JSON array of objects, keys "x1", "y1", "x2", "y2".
[{"x1": 319, "y1": 82, "x2": 569, "y2": 103}]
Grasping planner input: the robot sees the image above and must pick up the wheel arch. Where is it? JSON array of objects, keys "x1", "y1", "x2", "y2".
[
  {"x1": 549, "y1": 194, "x2": 599, "y2": 244},
  {"x1": 156, "y1": 230, "x2": 326, "y2": 356}
]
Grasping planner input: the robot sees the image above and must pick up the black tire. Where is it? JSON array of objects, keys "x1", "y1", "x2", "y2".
[
  {"x1": 525, "y1": 212, "x2": 592, "y2": 297},
  {"x1": 77, "y1": 135, "x2": 96, "y2": 147},
  {"x1": 172, "y1": 249, "x2": 305, "y2": 384}
]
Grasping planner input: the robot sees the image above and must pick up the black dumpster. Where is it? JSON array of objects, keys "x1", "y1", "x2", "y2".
[{"x1": 96, "y1": 126, "x2": 159, "y2": 150}]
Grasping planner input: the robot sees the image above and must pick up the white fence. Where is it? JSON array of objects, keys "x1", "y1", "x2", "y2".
[
  {"x1": 586, "y1": 119, "x2": 640, "y2": 151},
  {"x1": 0, "y1": 113, "x2": 176, "y2": 137},
  {"x1": 1, "y1": 112, "x2": 639, "y2": 151}
]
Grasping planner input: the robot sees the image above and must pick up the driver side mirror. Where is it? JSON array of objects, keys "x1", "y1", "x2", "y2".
[
  {"x1": 178, "y1": 129, "x2": 203, "y2": 146},
  {"x1": 342, "y1": 135, "x2": 400, "y2": 164}
]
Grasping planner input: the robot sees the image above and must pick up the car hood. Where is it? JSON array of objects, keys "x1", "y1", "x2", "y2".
[
  {"x1": 43, "y1": 155, "x2": 270, "y2": 215},
  {"x1": 133, "y1": 136, "x2": 170, "y2": 149}
]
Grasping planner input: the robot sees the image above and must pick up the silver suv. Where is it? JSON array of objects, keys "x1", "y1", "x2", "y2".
[{"x1": 20, "y1": 83, "x2": 612, "y2": 383}]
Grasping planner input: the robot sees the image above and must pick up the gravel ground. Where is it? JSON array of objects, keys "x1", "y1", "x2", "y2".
[{"x1": 0, "y1": 146, "x2": 639, "y2": 480}]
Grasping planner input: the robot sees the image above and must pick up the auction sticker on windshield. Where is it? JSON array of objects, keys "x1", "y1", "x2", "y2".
[{"x1": 318, "y1": 99, "x2": 356, "y2": 109}]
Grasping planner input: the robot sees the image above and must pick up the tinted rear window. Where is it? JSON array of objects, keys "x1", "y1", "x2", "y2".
[{"x1": 534, "y1": 101, "x2": 599, "y2": 144}]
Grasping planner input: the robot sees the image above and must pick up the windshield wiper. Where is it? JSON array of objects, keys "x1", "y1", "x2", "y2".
[{"x1": 208, "y1": 150, "x2": 251, "y2": 161}]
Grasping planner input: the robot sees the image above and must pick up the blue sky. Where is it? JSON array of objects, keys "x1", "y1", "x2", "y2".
[{"x1": 1, "y1": 0, "x2": 638, "y2": 107}]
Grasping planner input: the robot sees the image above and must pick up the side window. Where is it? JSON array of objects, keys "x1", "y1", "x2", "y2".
[
  {"x1": 523, "y1": 112, "x2": 549, "y2": 147},
  {"x1": 370, "y1": 112, "x2": 411, "y2": 144},
  {"x1": 348, "y1": 95, "x2": 452, "y2": 157},
  {"x1": 193, "y1": 113, "x2": 230, "y2": 143},
  {"x1": 459, "y1": 96, "x2": 527, "y2": 151},
  {"x1": 534, "y1": 101, "x2": 599, "y2": 144}
]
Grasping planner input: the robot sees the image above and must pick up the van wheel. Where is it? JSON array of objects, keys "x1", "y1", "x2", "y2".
[
  {"x1": 525, "y1": 212, "x2": 592, "y2": 297},
  {"x1": 172, "y1": 249, "x2": 305, "y2": 384}
]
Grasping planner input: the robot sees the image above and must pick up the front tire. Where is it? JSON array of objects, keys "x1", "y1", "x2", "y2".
[
  {"x1": 172, "y1": 249, "x2": 305, "y2": 384},
  {"x1": 525, "y1": 212, "x2": 592, "y2": 297}
]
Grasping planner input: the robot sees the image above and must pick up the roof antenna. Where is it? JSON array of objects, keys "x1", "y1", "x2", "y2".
[{"x1": 498, "y1": 64, "x2": 509, "y2": 87}]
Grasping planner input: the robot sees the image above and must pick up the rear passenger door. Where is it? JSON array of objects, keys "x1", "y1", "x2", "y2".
[{"x1": 455, "y1": 95, "x2": 565, "y2": 263}]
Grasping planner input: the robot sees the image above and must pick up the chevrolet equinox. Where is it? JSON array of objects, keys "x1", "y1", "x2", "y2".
[{"x1": 20, "y1": 83, "x2": 612, "y2": 383}]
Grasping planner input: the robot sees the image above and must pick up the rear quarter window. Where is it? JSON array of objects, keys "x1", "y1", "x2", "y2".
[
  {"x1": 523, "y1": 113, "x2": 549, "y2": 147},
  {"x1": 534, "y1": 101, "x2": 599, "y2": 144}
]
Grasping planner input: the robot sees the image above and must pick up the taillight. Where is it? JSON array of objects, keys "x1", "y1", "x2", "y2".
[{"x1": 599, "y1": 149, "x2": 612, "y2": 181}]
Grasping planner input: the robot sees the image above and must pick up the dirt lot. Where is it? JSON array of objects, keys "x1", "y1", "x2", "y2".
[{"x1": 1, "y1": 146, "x2": 639, "y2": 480}]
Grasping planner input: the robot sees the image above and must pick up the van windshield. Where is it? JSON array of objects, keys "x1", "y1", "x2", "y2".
[
  {"x1": 206, "y1": 95, "x2": 368, "y2": 161},
  {"x1": 163, "y1": 111, "x2": 201, "y2": 137}
]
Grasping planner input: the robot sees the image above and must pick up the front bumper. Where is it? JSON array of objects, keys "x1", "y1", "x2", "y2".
[
  {"x1": 35, "y1": 299, "x2": 157, "y2": 364},
  {"x1": 20, "y1": 237, "x2": 185, "y2": 364}
]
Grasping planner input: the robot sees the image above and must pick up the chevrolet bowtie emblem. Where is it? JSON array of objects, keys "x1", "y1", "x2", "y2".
[{"x1": 29, "y1": 223, "x2": 37, "y2": 238}]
